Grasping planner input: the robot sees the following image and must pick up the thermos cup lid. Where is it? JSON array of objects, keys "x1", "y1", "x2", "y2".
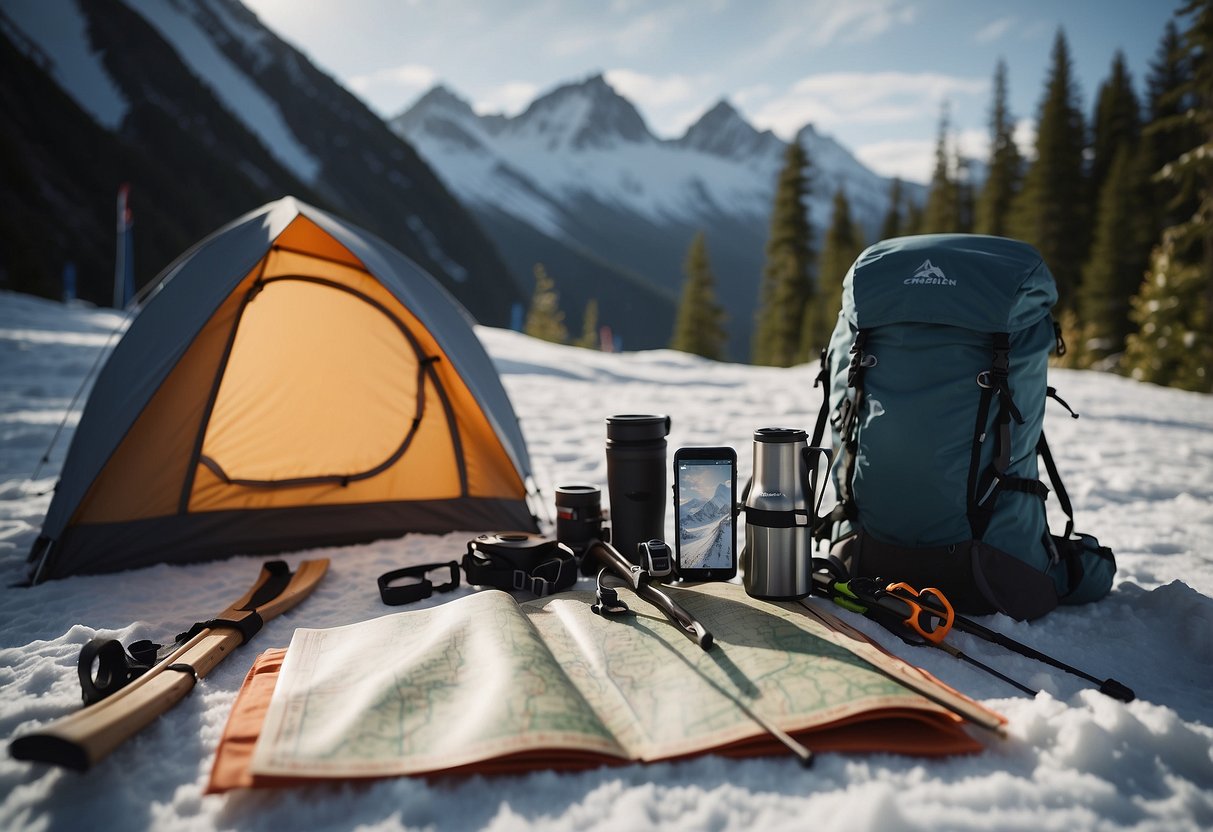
[
  {"x1": 753, "y1": 427, "x2": 807, "y2": 443},
  {"x1": 606, "y1": 414, "x2": 671, "y2": 442}
]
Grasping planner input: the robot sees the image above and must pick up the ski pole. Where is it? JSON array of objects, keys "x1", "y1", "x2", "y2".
[
  {"x1": 819, "y1": 573, "x2": 1040, "y2": 697},
  {"x1": 587, "y1": 542, "x2": 814, "y2": 766},
  {"x1": 879, "y1": 583, "x2": 1135, "y2": 702},
  {"x1": 932, "y1": 640, "x2": 1038, "y2": 697},
  {"x1": 813, "y1": 571, "x2": 1135, "y2": 702}
]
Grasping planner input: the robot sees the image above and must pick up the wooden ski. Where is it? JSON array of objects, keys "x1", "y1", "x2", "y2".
[{"x1": 9, "y1": 558, "x2": 328, "y2": 771}]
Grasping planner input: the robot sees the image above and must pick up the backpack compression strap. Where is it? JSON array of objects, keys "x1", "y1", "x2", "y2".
[
  {"x1": 832, "y1": 330, "x2": 875, "y2": 527},
  {"x1": 967, "y1": 333, "x2": 1048, "y2": 540}
]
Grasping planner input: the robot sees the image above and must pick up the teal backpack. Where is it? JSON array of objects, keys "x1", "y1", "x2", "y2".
[{"x1": 812, "y1": 234, "x2": 1116, "y2": 620}]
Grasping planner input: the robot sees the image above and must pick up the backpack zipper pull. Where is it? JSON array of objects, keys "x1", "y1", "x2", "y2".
[
  {"x1": 1053, "y1": 319, "x2": 1067, "y2": 356},
  {"x1": 1046, "y1": 387, "x2": 1080, "y2": 419}
]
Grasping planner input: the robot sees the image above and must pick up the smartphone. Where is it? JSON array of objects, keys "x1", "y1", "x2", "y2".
[{"x1": 673, "y1": 446, "x2": 737, "y2": 581}]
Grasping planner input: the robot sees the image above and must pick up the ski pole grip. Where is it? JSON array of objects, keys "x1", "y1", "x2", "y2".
[{"x1": 1099, "y1": 678, "x2": 1135, "y2": 703}]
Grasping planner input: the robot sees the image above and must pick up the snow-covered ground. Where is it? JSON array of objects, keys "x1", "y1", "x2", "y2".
[{"x1": 1, "y1": 290, "x2": 1211, "y2": 831}]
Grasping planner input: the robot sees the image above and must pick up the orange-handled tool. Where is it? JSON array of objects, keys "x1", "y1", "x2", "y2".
[{"x1": 886, "y1": 582, "x2": 955, "y2": 644}]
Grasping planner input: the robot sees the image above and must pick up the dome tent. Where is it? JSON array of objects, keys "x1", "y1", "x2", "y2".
[{"x1": 29, "y1": 197, "x2": 536, "y2": 583}]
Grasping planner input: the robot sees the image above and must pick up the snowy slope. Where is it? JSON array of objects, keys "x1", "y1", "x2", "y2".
[
  {"x1": 1, "y1": 291, "x2": 1212, "y2": 831},
  {"x1": 1, "y1": 0, "x2": 523, "y2": 322},
  {"x1": 3, "y1": 0, "x2": 129, "y2": 129},
  {"x1": 120, "y1": 0, "x2": 321, "y2": 183}
]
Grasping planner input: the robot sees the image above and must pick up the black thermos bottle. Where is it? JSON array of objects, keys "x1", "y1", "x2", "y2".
[{"x1": 605, "y1": 414, "x2": 671, "y2": 564}]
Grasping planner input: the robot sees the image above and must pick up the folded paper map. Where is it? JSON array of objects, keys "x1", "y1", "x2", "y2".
[{"x1": 208, "y1": 582, "x2": 1003, "y2": 791}]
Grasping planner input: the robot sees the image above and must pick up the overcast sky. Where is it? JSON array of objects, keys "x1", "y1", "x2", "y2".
[{"x1": 243, "y1": 0, "x2": 1183, "y2": 184}]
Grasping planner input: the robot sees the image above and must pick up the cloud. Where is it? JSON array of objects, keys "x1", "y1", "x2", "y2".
[
  {"x1": 347, "y1": 63, "x2": 441, "y2": 115},
  {"x1": 473, "y1": 82, "x2": 539, "y2": 116},
  {"x1": 605, "y1": 69, "x2": 696, "y2": 108},
  {"x1": 549, "y1": 5, "x2": 685, "y2": 59},
  {"x1": 748, "y1": 71, "x2": 988, "y2": 139},
  {"x1": 975, "y1": 16, "x2": 1016, "y2": 44},
  {"x1": 954, "y1": 126, "x2": 989, "y2": 162},
  {"x1": 854, "y1": 139, "x2": 935, "y2": 184},
  {"x1": 605, "y1": 69, "x2": 708, "y2": 135},
  {"x1": 739, "y1": 0, "x2": 917, "y2": 64},
  {"x1": 855, "y1": 116, "x2": 1032, "y2": 186},
  {"x1": 810, "y1": 0, "x2": 918, "y2": 46},
  {"x1": 348, "y1": 63, "x2": 438, "y2": 96},
  {"x1": 1014, "y1": 117, "x2": 1037, "y2": 160}
]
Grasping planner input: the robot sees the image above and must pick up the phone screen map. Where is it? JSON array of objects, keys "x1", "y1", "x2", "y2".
[{"x1": 676, "y1": 458, "x2": 734, "y2": 570}]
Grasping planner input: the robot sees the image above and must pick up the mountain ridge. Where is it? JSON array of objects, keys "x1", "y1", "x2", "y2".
[{"x1": 392, "y1": 73, "x2": 923, "y2": 357}]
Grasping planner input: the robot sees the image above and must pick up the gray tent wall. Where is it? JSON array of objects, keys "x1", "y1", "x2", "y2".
[{"x1": 30, "y1": 197, "x2": 536, "y2": 582}]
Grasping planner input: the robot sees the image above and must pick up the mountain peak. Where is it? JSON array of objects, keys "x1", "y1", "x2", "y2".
[
  {"x1": 403, "y1": 84, "x2": 477, "y2": 120},
  {"x1": 392, "y1": 83, "x2": 492, "y2": 152},
  {"x1": 679, "y1": 99, "x2": 784, "y2": 161},
  {"x1": 507, "y1": 73, "x2": 654, "y2": 150}
]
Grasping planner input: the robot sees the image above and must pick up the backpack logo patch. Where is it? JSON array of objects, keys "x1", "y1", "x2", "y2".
[{"x1": 906, "y1": 259, "x2": 956, "y2": 286}]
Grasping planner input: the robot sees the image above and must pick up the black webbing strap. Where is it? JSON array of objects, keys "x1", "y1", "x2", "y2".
[
  {"x1": 966, "y1": 375, "x2": 997, "y2": 537},
  {"x1": 969, "y1": 333, "x2": 1040, "y2": 540},
  {"x1": 462, "y1": 540, "x2": 578, "y2": 598},
  {"x1": 239, "y1": 560, "x2": 292, "y2": 611},
  {"x1": 176, "y1": 609, "x2": 264, "y2": 646},
  {"x1": 1037, "y1": 432, "x2": 1075, "y2": 539},
  {"x1": 746, "y1": 506, "x2": 814, "y2": 529},
  {"x1": 810, "y1": 348, "x2": 830, "y2": 450},
  {"x1": 378, "y1": 561, "x2": 460, "y2": 606},
  {"x1": 835, "y1": 330, "x2": 873, "y2": 521},
  {"x1": 171, "y1": 560, "x2": 294, "y2": 646}
]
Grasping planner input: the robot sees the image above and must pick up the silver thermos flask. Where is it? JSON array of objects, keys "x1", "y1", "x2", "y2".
[{"x1": 742, "y1": 427, "x2": 821, "y2": 600}]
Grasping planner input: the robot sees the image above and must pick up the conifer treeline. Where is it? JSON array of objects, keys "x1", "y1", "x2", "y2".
[
  {"x1": 531, "y1": 3, "x2": 1209, "y2": 390},
  {"x1": 746, "y1": 2, "x2": 1209, "y2": 389}
]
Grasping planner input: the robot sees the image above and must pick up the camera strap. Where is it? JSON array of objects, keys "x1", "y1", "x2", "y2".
[
  {"x1": 462, "y1": 535, "x2": 578, "y2": 598},
  {"x1": 378, "y1": 561, "x2": 461, "y2": 606},
  {"x1": 377, "y1": 535, "x2": 578, "y2": 606}
]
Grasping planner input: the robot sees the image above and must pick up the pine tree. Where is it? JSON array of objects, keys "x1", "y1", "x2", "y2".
[
  {"x1": 671, "y1": 232, "x2": 727, "y2": 360},
  {"x1": 1122, "y1": 0, "x2": 1213, "y2": 392},
  {"x1": 574, "y1": 299, "x2": 600, "y2": 350},
  {"x1": 753, "y1": 141, "x2": 814, "y2": 366},
  {"x1": 904, "y1": 198, "x2": 924, "y2": 236},
  {"x1": 1144, "y1": 19, "x2": 1201, "y2": 235},
  {"x1": 1077, "y1": 145, "x2": 1154, "y2": 366},
  {"x1": 920, "y1": 104, "x2": 959, "y2": 233},
  {"x1": 1090, "y1": 51, "x2": 1142, "y2": 207},
  {"x1": 880, "y1": 177, "x2": 904, "y2": 240},
  {"x1": 975, "y1": 59, "x2": 1023, "y2": 237},
  {"x1": 1009, "y1": 29, "x2": 1089, "y2": 309},
  {"x1": 524, "y1": 263, "x2": 567, "y2": 344},
  {"x1": 803, "y1": 189, "x2": 863, "y2": 360},
  {"x1": 1123, "y1": 233, "x2": 1212, "y2": 391}
]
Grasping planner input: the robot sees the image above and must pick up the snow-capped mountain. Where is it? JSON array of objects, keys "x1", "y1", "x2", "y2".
[
  {"x1": 1, "y1": 0, "x2": 523, "y2": 322},
  {"x1": 393, "y1": 75, "x2": 922, "y2": 358},
  {"x1": 681, "y1": 481, "x2": 734, "y2": 527},
  {"x1": 676, "y1": 100, "x2": 785, "y2": 163}
]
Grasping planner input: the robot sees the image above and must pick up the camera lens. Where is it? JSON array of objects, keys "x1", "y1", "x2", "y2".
[{"x1": 554, "y1": 483, "x2": 604, "y2": 563}]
